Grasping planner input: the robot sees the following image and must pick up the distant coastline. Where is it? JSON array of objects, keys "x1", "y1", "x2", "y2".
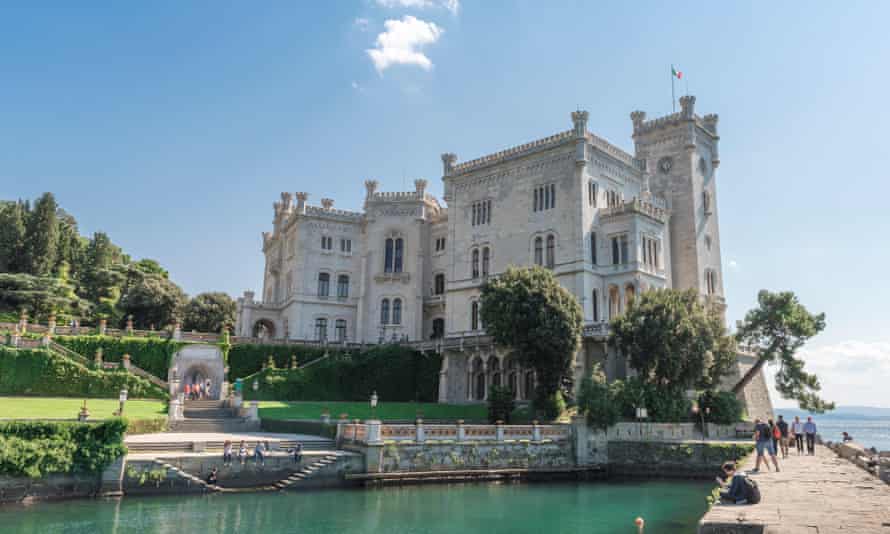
[{"x1": 773, "y1": 406, "x2": 890, "y2": 451}]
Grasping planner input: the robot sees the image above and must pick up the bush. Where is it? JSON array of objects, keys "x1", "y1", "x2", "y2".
[
  {"x1": 698, "y1": 390, "x2": 744, "y2": 425},
  {"x1": 0, "y1": 419, "x2": 128, "y2": 478},
  {"x1": 487, "y1": 385, "x2": 516, "y2": 423},
  {"x1": 0, "y1": 346, "x2": 167, "y2": 399},
  {"x1": 534, "y1": 390, "x2": 566, "y2": 421},
  {"x1": 227, "y1": 343, "x2": 328, "y2": 380},
  {"x1": 242, "y1": 345, "x2": 441, "y2": 403},
  {"x1": 577, "y1": 365, "x2": 620, "y2": 430},
  {"x1": 614, "y1": 378, "x2": 692, "y2": 423},
  {"x1": 54, "y1": 335, "x2": 183, "y2": 380}
]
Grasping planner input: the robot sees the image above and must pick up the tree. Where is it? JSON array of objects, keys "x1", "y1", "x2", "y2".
[
  {"x1": 734, "y1": 290, "x2": 833, "y2": 413},
  {"x1": 479, "y1": 266, "x2": 583, "y2": 420},
  {"x1": 0, "y1": 272, "x2": 89, "y2": 320},
  {"x1": 610, "y1": 288, "x2": 737, "y2": 392},
  {"x1": 577, "y1": 364, "x2": 621, "y2": 430},
  {"x1": 117, "y1": 274, "x2": 187, "y2": 329},
  {"x1": 182, "y1": 292, "x2": 236, "y2": 332},
  {"x1": 0, "y1": 201, "x2": 27, "y2": 272},
  {"x1": 23, "y1": 192, "x2": 59, "y2": 276},
  {"x1": 132, "y1": 258, "x2": 168, "y2": 278}
]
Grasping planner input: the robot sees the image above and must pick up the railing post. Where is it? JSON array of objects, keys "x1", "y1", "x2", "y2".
[
  {"x1": 98, "y1": 319, "x2": 107, "y2": 336},
  {"x1": 47, "y1": 314, "x2": 56, "y2": 336},
  {"x1": 532, "y1": 420, "x2": 542, "y2": 442},
  {"x1": 456, "y1": 419, "x2": 466, "y2": 442},
  {"x1": 41, "y1": 332, "x2": 51, "y2": 347},
  {"x1": 415, "y1": 419, "x2": 425, "y2": 443},
  {"x1": 122, "y1": 353, "x2": 131, "y2": 371},
  {"x1": 496, "y1": 420, "x2": 505, "y2": 442},
  {"x1": 173, "y1": 321, "x2": 182, "y2": 341},
  {"x1": 367, "y1": 419, "x2": 382, "y2": 445}
]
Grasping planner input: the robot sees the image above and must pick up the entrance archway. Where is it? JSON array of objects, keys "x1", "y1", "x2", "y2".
[
  {"x1": 168, "y1": 344, "x2": 226, "y2": 400},
  {"x1": 252, "y1": 319, "x2": 276, "y2": 339}
]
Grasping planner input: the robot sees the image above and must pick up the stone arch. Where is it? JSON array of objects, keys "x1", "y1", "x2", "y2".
[
  {"x1": 169, "y1": 344, "x2": 226, "y2": 400},
  {"x1": 252, "y1": 318, "x2": 276, "y2": 339}
]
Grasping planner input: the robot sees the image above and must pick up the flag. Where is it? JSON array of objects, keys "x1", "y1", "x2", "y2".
[{"x1": 672, "y1": 66, "x2": 682, "y2": 79}]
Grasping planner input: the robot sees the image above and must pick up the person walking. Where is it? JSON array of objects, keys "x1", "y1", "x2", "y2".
[
  {"x1": 238, "y1": 440, "x2": 248, "y2": 465},
  {"x1": 254, "y1": 441, "x2": 265, "y2": 466},
  {"x1": 184, "y1": 383, "x2": 191, "y2": 400},
  {"x1": 292, "y1": 443, "x2": 303, "y2": 465},
  {"x1": 804, "y1": 416, "x2": 817, "y2": 455},
  {"x1": 776, "y1": 415, "x2": 790, "y2": 459},
  {"x1": 205, "y1": 378, "x2": 212, "y2": 399},
  {"x1": 752, "y1": 418, "x2": 780, "y2": 473},
  {"x1": 223, "y1": 440, "x2": 233, "y2": 466},
  {"x1": 792, "y1": 416, "x2": 804, "y2": 455},
  {"x1": 768, "y1": 418, "x2": 779, "y2": 455}
]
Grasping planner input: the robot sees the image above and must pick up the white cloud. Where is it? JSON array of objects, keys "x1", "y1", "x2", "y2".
[
  {"x1": 354, "y1": 17, "x2": 369, "y2": 31},
  {"x1": 366, "y1": 16, "x2": 443, "y2": 75},
  {"x1": 376, "y1": 0, "x2": 460, "y2": 15},
  {"x1": 728, "y1": 259, "x2": 739, "y2": 271},
  {"x1": 351, "y1": 81, "x2": 362, "y2": 91},
  {"x1": 766, "y1": 340, "x2": 890, "y2": 408}
]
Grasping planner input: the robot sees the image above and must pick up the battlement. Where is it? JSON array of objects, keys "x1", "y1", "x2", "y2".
[
  {"x1": 630, "y1": 95, "x2": 719, "y2": 138},
  {"x1": 447, "y1": 130, "x2": 575, "y2": 175},
  {"x1": 587, "y1": 131, "x2": 637, "y2": 167},
  {"x1": 304, "y1": 204, "x2": 363, "y2": 220}
]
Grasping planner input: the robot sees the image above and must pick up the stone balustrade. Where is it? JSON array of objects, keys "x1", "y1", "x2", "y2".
[{"x1": 338, "y1": 421, "x2": 569, "y2": 445}]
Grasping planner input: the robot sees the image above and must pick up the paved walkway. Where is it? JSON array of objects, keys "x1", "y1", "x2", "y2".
[
  {"x1": 699, "y1": 444, "x2": 890, "y2": 533},
  {"x1": 125, "y1": 431, "x2": 332, "y2": 444}
]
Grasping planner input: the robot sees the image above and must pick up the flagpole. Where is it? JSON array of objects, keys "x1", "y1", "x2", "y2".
[{"x1": 671, "y1": 64, "x2": 675, "y2": 113}]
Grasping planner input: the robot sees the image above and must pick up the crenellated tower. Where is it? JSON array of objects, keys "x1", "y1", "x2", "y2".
[{"x1": 630, "y1": 96, "x2": 725, "y2": 313}]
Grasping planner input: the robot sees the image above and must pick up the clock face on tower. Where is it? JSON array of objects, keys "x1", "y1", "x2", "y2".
[{"x1": 658, "y1": 156, "x2": 673, "y2": 174}]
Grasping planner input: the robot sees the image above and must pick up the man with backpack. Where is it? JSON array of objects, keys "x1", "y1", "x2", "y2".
[
  {"x1": 717, "y1": 462, "x2": 761, "y2": 505},
  {"x1": 752, "y1": 417, "x2": 780, "y2": 473},
  {"x1": 776, "y1": 415, "x2": 790, "y2": 459}
]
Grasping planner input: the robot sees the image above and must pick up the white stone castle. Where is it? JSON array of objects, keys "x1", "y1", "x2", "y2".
[{"x1": 235, "y1": 96, "x2": 773, "y2": 416}]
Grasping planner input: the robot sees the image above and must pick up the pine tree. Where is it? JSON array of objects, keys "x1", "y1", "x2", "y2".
[
  {"x1": 23, "y1": 192, "x2": 59, "y2": 276},
  {"x1": 0, "y1": 201, "x2": 27, "y2": 272}
]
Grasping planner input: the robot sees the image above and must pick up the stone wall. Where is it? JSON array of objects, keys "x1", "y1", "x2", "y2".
[
  {"x1": 607, "y1": 440, "x2": 754, "y2": 479},
  {"x1": 0, "y1": 473, "x2": 100, "y2": 504}
]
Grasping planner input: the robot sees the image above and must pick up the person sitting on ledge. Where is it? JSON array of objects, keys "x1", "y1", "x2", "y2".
[
  {"x1": 238, "y1": 440, "x2": 248, "y2": 465},
  {"x1": 717, "y1": 462, "x2": 760, "y2": 505},
  {"x1": 842, "y1": 431, "x2": 854, "y2": 442},
  {"x1": 291, "y1": 443, "x2": 303, "y2": 464},
  {"x1": 206, "y1": 467, "x2": 218, "y2": 486},
  {"x1": 254, "y1": 441, "x2": 265, "y2": 466}
]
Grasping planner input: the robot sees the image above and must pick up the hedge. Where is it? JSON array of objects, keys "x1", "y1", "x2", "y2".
[
  {"x1": 227, "y1": 343, "x2": 329, "y2": 380},
  {"x1": 0, "y1": 346, "x2": 167, "y2": 399},
  {"x1": 0, "y1": 419, "x2": 128, "y2": 478},
  {"x1": 259, "y1": 419, "x2": 337, "y2": 439},
  {"x1": 54, "y1": 335, "x2": 184, "y2": 380},
  {"x1": 242, "y1": 345, "x2": 441, "y2": 403}
]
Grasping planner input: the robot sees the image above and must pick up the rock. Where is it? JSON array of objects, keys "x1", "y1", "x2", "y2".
[
  {"x1": 837, "y1": 442, "x2": 867, "y2": 460},
  {"x1": 879, "y1": 450, "x2": 890, "y2": 459}
]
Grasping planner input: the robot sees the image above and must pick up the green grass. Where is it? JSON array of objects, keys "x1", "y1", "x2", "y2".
[
  {"x1": 258, "y1": 401, "x2": 488, "y2": 422},
  {"x1": 1, "y1": 396, "x2": 166, "y2": 421}
]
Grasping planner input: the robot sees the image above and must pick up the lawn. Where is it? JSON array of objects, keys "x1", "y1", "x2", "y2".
[
  {"x1": 258, "y1": 401, "x2": 488, "y2": 422},
  {"x1": 1, "y1": 396, "x2": 167, "y2": 421}
]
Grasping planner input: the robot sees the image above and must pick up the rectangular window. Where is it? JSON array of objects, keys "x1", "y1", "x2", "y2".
[
  {"x1": 590, "y1": 232, "x2": 597, "y2": 265},
  {"x1": 532, "y1": 185, "x2": 556, "y2": 212},
  {"x1": 588, "y1": 181, "x2": 598, "y2": 207},
  {"x1": 314, "y1": 318, "x2": 327, "y2": 341},
  {"x1": 335, "y1": 319, "x2": 347, "y2": 341},
  {"x1": 611, "y1": 237, "x2": 620, "y2": 265},
  {"x1": 592, "y1": 289, "x2": 599, "y2": 322},
  {"x1": 620, "y1": 235, "x2": 629, "y2": 265},
  {"x1": 471, "y1": 200, "x2": 492, "y2": 226},
  {"x1": 321, "y1": 236, "x2": 333, "y2": 250},
  {"x1": 340, "y1": 239, "x2": 351, "y2": 253}
]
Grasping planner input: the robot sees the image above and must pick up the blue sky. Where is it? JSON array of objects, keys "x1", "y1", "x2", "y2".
[{"x1": 2, "y1": 1, "x2": 888, "y2": 407}]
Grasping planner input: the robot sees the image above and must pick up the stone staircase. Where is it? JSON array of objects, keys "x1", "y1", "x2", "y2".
[
  {"x1": 169, "y1": 400, "x2": 259, "y2": 433},
  {"x1": 126, "y1": 437, "x2": 336, "y2": 454},
  {"x1": 273, "y1": 453, "x2": 339, "y2": 490},
  {"x1": 152, "y1": 459, "x2": 223, "y2": 492}
]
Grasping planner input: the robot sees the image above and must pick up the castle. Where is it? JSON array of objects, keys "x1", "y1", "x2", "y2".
[{"x1": 235, "y1": 96, "x2": 773, "y2": 417}]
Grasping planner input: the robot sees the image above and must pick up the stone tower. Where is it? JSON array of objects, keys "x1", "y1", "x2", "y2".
[{"x1": 630, "y1": 96, "x2": 726, "y2": 313}]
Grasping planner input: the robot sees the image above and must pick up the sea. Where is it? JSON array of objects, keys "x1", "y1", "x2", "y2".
[{"x1": 776, "y1": 407, "x2": 890, "y2": 452}]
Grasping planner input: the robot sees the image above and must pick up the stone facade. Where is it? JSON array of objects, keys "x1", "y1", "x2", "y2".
[{"x1": 236, "y1": 96, "x2": 772, "y2": 417}]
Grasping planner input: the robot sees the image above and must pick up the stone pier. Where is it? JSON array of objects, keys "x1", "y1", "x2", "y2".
[{"x1": 699, "y1": 444, "x2": 890, "y2": 533}]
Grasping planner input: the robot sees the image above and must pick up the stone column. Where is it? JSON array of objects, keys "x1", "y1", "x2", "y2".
[
  {"x1": 47, "y1": 314, "x2": 56, "y2": 336},
  {"x1": 168, "y1": 396, "x2": 181, "y2": 422},
  {"x1": 366, "y1": 419, "x2": 382, "y2": 444},
  {"x1": 496, "y1": 421, "x2": 504, "y2": 442},
  {"x1": 415, "y1": 419, "x2": 425, "y2": 443},
  {"x1": 98, "y1": 319, "x2": 107, "y2": 336},
  {"x1": 19, "y1": 311, "x2": 27, "y2": 334},
  {"x1": 437, "y1": 354, "x2": 449, "y2": 403},
  {"x1": 95, "y1": 348, "x2": 103, "y2": 368},
  {"x1": 456, "y1": 420, "x2": 466, "y2": 442},
  {"x1": 247, "y1": 400, "x2": 259, "y2": 422}
]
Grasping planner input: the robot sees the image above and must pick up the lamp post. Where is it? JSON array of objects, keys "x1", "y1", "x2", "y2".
[
  {"x1": 704, "y1": 406, "x2": 711, "y2": 439},
  {"x1": 635, "y1": 406, "x2": 648, "y2": 440},
  {"x1": 118, "y1": 388, "x2": 128, "y2": 416},
  {"x1": 252, "y1": 379, "x2": 259, "y2": 395},
  {"x1": 370, "y1": 390, "x2": 378, "y2": 420}
]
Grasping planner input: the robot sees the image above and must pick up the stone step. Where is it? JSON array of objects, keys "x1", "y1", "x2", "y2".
[{"x1": 125, "y1": 439, "x2": 336, "y2": 453}]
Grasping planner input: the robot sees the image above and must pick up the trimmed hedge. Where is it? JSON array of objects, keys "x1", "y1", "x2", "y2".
[
  {"x1": 54, "y1": 335, "x2": 184, "y2": 380},
  {"x1": 242, "y1": 345, "x2": 441, "y2": 403},
  {"x1": 0, "y1": 419, "x2": 128, "y2": 478},
  {"x1": 0, "y1": 346, "x2": 167, "y2": 399},
  {"x1": 259, "y1": 419, "x2": 337, "y2": 439},
  {"x1": 227, "y1": 343, "x2": 328, "y2": 380}
]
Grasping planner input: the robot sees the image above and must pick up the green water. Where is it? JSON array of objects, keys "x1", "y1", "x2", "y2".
[{"x1": 0, "y1": 481, "x2": 711, "y2": 534}]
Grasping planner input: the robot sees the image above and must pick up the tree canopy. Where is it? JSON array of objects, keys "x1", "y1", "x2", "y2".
[
  {"x1": 610, "y1": 288, "x2": 736, "y2": 392},
  {"x1": 734, "y1": 290, "x2": 833, "y2": 413},
  {"x1": 479, "y1": 266, "x2": 583, "y2": 419},
  {"x1": 182, "y1": 292, "x2": 236, "y2": 333}
]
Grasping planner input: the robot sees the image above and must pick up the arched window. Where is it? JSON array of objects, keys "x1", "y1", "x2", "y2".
[
  {"x1": 314, "y1": 318, "x2": 328, "y2": 341},
  {"x1": 471, "y1": 248, "x2": 480, "y2": 279},
  {"x1": 384, "y1": 238, "x2": 394, "y2": 272},
  {"x1": 431, "y1": 318, "x2": 445, "y2": 339},
  {"x1": 588, "y1": 180, "x2": 598, "y2": 207},
  {"x1": 482, "y1": 247, "x2": 490, "y2": 277},
  {"x1": 394, "y1": 238, "x2": 404, "y2": 273},
  {"x1": 317, "y1": 272, "x2": 330, "y2": 297},
  {"x1": 625, "y1": 283, "x2": 635, "y2": 309},
  {"x1": 546, "y1": 235, "x2": 555, "y2": 268},
  {"x1": 380, "y1": 298, "x2": 390, "y2": 324},
  {"x1": 609, "y1": 286, "x2": 620, "y2": 318},
  {"x1": 392, "y1": 298, "x2": 402, "y2": 325},
  {"x1": 434, "y1": 273, "x2": 445, "y2": 295},
  {"x1": 337, "y1": 275, "x2": 349, "y2": 298},
  {"x1": 534, "y1": 237, "x2": 543, "y2": 266},
  {"x1": 488, "y1": 357, "x2": 501, "y2": 388},
  {"x1": 508, "y1": 359, "x2": 519, "y2": 398},
  {"x1": 592, "y1": 289, "x2": 599, "y2": 321},
  {"x1": 471, "y1": 301, "x2": 479, "y2": 331},
  {"x1": 335, "y1": 319, "x2": 347, "y2": 341},
  {"x1": 612, "y1": 236, "x2": 620, "y2": 265}
]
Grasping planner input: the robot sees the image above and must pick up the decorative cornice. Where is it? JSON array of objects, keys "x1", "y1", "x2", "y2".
[{"x1": 449, "y1": 130, "x2": 575, "y2": 176}]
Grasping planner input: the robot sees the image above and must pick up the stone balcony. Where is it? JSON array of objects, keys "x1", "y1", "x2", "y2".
[
  {"x1": 582, "y1": 322, "x2": 610, "y2": 338},
  {"x1": 374, "y1": 272, "x2": 411, "y2": 284},
  {"x1": 600, "y1": 198, "x2": 668, "y2": 224}
]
